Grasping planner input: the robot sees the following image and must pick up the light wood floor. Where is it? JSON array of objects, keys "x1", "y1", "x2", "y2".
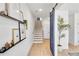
[
  {"x1": 28, "y1": 39, "x2": 52, "y2": 56},
  {"x1": 58, "y1": 44, "x2": 79, "y2": 56}
]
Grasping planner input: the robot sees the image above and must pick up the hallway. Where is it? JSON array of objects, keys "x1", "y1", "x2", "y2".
[
  {"x1": 0, "y1": 3, "x2": 55, "y2": 56},
  {"x1": 28, "y1": 39, "x2": 52, "y2": 56}
]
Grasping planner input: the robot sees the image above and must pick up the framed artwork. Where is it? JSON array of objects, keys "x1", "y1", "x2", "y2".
[{"x1": 12, "y1": 28, "x2": 19, "y2": 44}]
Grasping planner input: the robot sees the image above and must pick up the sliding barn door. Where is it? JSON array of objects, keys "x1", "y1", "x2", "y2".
[{"x1": 50, "y1": 9, "x2": 55, "y2": 56}]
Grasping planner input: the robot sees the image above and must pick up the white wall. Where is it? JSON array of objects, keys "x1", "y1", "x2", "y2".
[
  {"x1": 0, "y1": 16, "x2": 18, "y2": 49},
  {"x1": 68, "y1": 12, "x2": 79, "y2": 46},
  {"x1": 69, "y1": 12, "x2": 79, "y2": 45},
  {"x1": 69, "y1": 13, "x2": 75, "y2": 45},
  {"x1": 55, "y1": 10, "x2": 69, "y2": 49},
  {"x1": 22, "y1": 4, "x2": 35, "y2": 55},
  {"x1": 0, "y1": 3, "x2": 5, "y2": 11},
  {"x1": 42, "y1": 17, "x2": 50, "y2": 39},
  {"x1": 8, "y1": 3, "x2": 23, "y2": 21},
  {"x1": 0, "y1": 4, "x2": 35, "y2": 56},
  {"x1": 74, "y1": 13, "x2": 79, "y2": 45}
]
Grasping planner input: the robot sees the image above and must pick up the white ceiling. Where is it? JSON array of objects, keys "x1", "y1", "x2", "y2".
[{"x1": 26, "y1": 3, "x2": 55, "y2": 19}]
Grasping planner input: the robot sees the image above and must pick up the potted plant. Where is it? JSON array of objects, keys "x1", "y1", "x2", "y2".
[
  {"x1": 57, "y1": 16, "x2": 70, "y2": 51},
  {"x1": 23, "y1": 20, "x2": 27, "y2": 29}
]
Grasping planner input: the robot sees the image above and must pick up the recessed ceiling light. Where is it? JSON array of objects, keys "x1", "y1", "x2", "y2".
[{"x1": 38, "y1": 9, "x2": 43, "y2": 12}]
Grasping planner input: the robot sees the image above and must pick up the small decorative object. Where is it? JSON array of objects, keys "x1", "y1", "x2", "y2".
[
  {"x1": 5, "y1": 42, "x2": 10, "y2": 49},
  {"x1": 11, "y1": 40, "x2": 14, "y2": 46},
  {"x1": 0, "y1": 11, "x2": 6, "y2": 15},
  {"x1": 24, "y1": 20, "x2": 27, "y2": 29},
  {"x1": 0, "y1": 47, "x2": 6, "y2": 53},
  {"x1": 57, "y1": 16, "x2": 70, "y2": 46}
]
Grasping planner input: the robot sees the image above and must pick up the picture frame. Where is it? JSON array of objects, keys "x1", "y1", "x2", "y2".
[{"x1": 12, "y1": 28, "x2": 19, "y2": 44}]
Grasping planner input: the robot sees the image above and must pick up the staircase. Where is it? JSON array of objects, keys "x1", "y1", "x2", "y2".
[{"x1": 33, "y1": 20, "x2": 43, "y2": 43}]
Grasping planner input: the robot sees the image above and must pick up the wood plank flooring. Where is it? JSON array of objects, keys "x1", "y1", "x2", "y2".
[
  {"x1": 58, "y1": 44, "x2": 79, "y2": 56},
  {"x1": 28, "y1": 39, "x2": 52, "y2": 56}
]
